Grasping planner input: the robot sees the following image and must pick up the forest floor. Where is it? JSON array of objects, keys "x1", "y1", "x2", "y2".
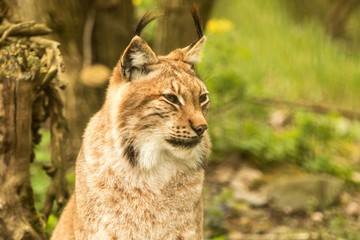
[{"x1": 203, "y1": 154, "x2": 360, "y2": 240}]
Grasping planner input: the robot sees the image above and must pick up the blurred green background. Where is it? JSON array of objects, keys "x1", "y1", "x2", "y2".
[
  {"x1": 31, "y1": 0, "x2": 360, "y2": 239},
  {"x1": 203, "y1": 0, "x2": 360, "y2": 176}
]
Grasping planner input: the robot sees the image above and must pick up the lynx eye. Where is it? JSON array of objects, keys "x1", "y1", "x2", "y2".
[
  {"x1": 163, "y1": 94, "x2": 180, "y2": 105},
  {"x1": 199, "y1": 94, "x2": 208, "y2": 104}
]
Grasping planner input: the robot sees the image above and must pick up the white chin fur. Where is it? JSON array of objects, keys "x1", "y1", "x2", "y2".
[{"x1": 136, "y1": 138, "x2": 201, "y2": 171}]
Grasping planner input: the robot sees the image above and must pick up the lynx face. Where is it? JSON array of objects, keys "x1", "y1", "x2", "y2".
[
  {"x1": 105, "y1": 20, "x2": 210, "y2": 171},
  {"x1": 114, "y1": 59, "x2": 209, "y2": 169}
]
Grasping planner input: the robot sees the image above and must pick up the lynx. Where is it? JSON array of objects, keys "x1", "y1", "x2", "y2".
[{"x1": 51, "y1": 8, "x2": 211, "y2": 240}]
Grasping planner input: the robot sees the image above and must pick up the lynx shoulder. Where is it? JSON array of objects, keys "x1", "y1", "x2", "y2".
[{"x1": 52, "y1": 8, "x2": 211, "y2": 240}]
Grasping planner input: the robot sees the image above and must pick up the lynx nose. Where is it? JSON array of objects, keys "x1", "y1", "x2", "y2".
[
  {"x1": 193, "y1": 124, "x2": 208, "y2": 136},
  {"x1": 190, "y1": 113, "x2": 208, "y2": 136}
]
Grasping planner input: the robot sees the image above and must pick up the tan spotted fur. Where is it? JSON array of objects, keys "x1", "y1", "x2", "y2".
[{"x1": 52, "y1": 11, "x2": 210, "y2": 240}]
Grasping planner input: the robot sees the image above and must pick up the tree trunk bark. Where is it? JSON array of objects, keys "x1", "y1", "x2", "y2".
[
  {"x1": 154, "y1": 0, "x2": 215, "y2": 55},
  {"x1": 0, "y1": 81, "x2": 41, "y2": 240},
  {"x1": 0, "y1": 81, "x2": 39, "y2": 240},
  {"x1": 0, "y1": 38, "x2": 47, "y2": 240},
  {"x1": 15, "y1": 0, "x2": 135, "y2": 163}
]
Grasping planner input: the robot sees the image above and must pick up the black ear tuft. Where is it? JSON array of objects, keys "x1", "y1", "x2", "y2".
[
  {"x1": 178, "y1": 6, "x2": 207, "y2": 64},
  {"x1": 134, "y1": 10, "x2": 163, "y2": 36},
  {"x1": 190, "y1": 6, "x2": 204, "y2": 41}
]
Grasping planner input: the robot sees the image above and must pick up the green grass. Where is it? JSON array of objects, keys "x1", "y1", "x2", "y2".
[{"x1": 200, "y1": 0, "x2": 360, "y2": 110}]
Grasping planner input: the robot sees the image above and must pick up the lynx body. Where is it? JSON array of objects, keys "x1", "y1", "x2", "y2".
[{"x1": 51, "y1": 10, "x2": 210, "y2": 240}]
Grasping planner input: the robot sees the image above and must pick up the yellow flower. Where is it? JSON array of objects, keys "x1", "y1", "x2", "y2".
[
  {"x1": 132, "y1": 0, "x2": 142, "y2": 6},
  {"x1": 206, "y1": 18, "x2": 234, "y2": 33}
]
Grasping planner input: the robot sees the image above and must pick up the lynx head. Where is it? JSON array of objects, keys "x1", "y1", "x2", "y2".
[{"x1": 107, "y1": 8, "x2": 210, "y2": 171}]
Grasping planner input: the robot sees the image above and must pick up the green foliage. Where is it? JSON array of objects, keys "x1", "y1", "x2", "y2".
[
  {"x1": 31, "y1": 130, "x2": 51, "y2": 211},
  {"x1": 328, "y1": 215, "x2": 359, "y2": 240},
  {"x1": 238, "y1": 112, "x2": 357, "y2": 178},
  {"x1": 46, "y1": 213, "x2": 58, "y2": 234}
]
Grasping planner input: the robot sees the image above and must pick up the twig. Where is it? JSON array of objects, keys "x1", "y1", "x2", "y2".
[
  {"x1": 82, "y1": 3, "x2": 97, "y2": 69},
  {"x1": 0, "y1": 21, "x2": 51, "y2": 42},
  {"x1": 249, "y1": 97, "x2": 360, "y2": 120},
  {"x1": 209, "y1": 96, "x2": 242, "y2": 115}
]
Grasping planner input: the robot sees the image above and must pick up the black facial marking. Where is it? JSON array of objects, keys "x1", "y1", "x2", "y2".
[
  {"x1": 140, "y1": 111, "x2": 173, "y2": 122},
  {"x1": 136, "y1": 124, "x2": 154, "y2": 131},
  {"x1": 145, "y1": 112, "x2": 166, "y2": 119},
  {"x1": 122, "y1": 139, "x2": 138, "y2": 167}
]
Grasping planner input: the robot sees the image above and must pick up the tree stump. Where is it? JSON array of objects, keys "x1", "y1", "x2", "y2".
[{"x1": 0, "y1": 35, "x2": 66, "y2": 239}]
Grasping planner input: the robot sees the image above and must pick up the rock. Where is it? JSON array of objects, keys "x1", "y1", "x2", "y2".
[
  {"x1": 211, "y1": 164, "x2": 235, "y2": 184},
  {"x1": 351, "y1": 171, "x2": 360, "y2": 184},
  {"x1": 231, "y1": 166, "x2": 263, "y2": 188},
  {"x1": 228, "y1": 231, "x2": 244, "y2": 240},
  {"x1": 345, "y1": 202, "x2": 360, "y2": 217},
  {"x1": 230, "y1": 166, "x2": 267, "y2": 207},
  {"x1": 265, "y1": 174, "x2": 344, "y2": 212},
  {"x1": 340, "y1": 192, "x2": 351, "y2": 204},
  {"x1": 270, "y1": 225, "x2": 291, "y2": 234},
  {"x1": 311, "y1": 211, "x2": 324, "y2": 223},
  {"x1": 269, "y1": 109, "x2": 292, "y2": 128}
]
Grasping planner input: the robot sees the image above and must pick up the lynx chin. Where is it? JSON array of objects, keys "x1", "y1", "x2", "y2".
[{"x1": 51, "y1": 8, "x2": 211, "y2": 240}]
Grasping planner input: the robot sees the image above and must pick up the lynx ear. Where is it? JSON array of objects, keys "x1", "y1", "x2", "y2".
[
  {"x1": 120, "y1": 36, "x2": 158, "y2": 81},
  {"x1": 183, "y1": 36, "x2": 206, "y2": 64}
]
